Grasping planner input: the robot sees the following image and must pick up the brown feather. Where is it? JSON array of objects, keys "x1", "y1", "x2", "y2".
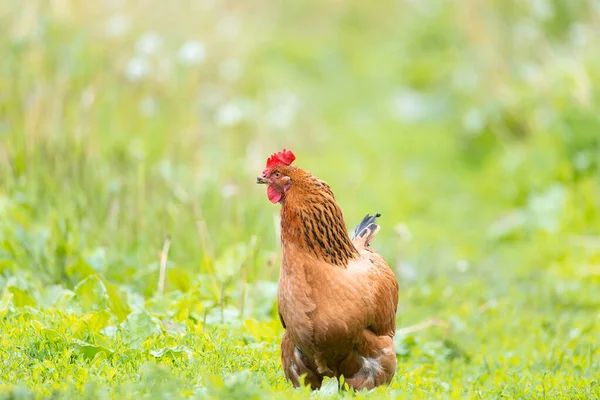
[{"x1": 272, "y1": 165, "x2": 399, "y2": 391}]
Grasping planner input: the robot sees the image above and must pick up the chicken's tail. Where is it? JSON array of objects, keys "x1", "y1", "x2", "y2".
[{"x1": 352, "y1": 213, "x2": 381, "y2": 250}]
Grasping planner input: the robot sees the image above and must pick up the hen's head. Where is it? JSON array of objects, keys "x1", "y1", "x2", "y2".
[{"x1": 257, "y1": 148, "x2": 299, "y2": 204}]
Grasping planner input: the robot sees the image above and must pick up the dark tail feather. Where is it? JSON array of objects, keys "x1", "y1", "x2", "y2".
[{"x1": 352, "y1": 213, "x2": 381, "y2": 249}]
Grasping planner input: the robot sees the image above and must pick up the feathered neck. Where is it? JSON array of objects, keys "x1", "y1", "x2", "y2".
[{"x1": 279, "y1": 173, "x2": 358, "y2": 267}]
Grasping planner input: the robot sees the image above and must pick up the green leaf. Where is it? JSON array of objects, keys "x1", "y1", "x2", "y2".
[
  {"x1": 0, "y1": 259, "x2": 13, "y2": 274},
  {"x1": 72, "y1": 275, "x2": 109, "y2": 312},
  {"x1": 65, "y1": 257, "x2": 96, "y2": 283},
  {"x1": 214, "y1": 240, "x2": 255, "y2": 283},
  {"x1": 38, "y1": 284, "x2": 74, "y2": 309},
  {"x1": 120, "y1": 310, "x2": 161, "y2": 349},
  {"x1": 443, "y1": 339, "x2": 471, "y2": 362},
  {"x1": 42, "y1": 328, "x2": 64, "y2": 342},
  {"x1": 72, "y1": 338, "x2": 114, "y2": 359},
  {"x1": 148, "y1": 345, "x2": 193, "y2": 361},
  {"x1": 167, "y1": 267, "x2": 192, "y2": 292},
  {"x1": 81, "y1": 310, "x2": 112, "y2": 333},
  {"x1": 7, "y1": 286, "x2": 35, "y2": 308},
  {"x1": 29, "y1": 320, "x2": 63, "y2": 342},
  {"x1": 0, "y1": 292, "x2": 13, "y2": 317},
  {"x1": 100, "y1": 278, "x2": 131, "y2": 322}
]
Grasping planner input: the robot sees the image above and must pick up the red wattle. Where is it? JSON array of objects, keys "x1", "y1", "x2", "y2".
[{"x1": 267, "y1": 185, "x2": 282, "y2": 204}]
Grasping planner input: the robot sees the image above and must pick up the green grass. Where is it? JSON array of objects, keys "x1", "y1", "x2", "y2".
[{"x1": 1, "y1": 0, "x2": 600, "y2": 398}]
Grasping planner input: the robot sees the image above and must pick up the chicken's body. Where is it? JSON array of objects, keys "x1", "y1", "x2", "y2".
[{"x1": 257, "y1": 151, "x2": 399, "y2": 391}]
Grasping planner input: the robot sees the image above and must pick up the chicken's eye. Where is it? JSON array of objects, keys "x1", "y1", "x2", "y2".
[{"x1": 274, "y1": 171, "x2": 281, "y2": 178}]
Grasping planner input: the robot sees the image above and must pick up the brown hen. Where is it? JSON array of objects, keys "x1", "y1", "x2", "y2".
[{"x1": 257, "y1": 149, "x2": 399, "y2": 391}]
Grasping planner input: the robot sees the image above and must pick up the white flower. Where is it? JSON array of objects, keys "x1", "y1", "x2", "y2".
[
  {"x1": 178, "y1": 40, "x2": 206, "y2": 66},
  {"x1": 219, "y1": 59, "x2": 243, "y2": 82},
  {"x1": 456, "y1": 260, "x2": 470, "y2": 273},
  {"x1": 266, "y1": 90, "x2": 300, "y2": 129},
  {"x1": 124, "y1": 57, "x2": 149, "y2": 82},
  {"x1": 513, "y1": 22, "x2": 541, "y2": 44},
  {"x1": 462, "y1": 108, "x2": 485, "y2": 134},
  {"x1": 221, "y1": 183, "x2": 239, "y2": 198},
  {"x1": 443, "y1": 286, "x2": 454, "y2": 298},
  {"x1": 139, "y1": 97, "x2": 158, "y2": 117},
  {"x1": 527, "y1": 184, "x2": 567, "y2": 233},
  {"x1": 391, "y1": 90, "x2": 426, "y2": 122},
  {"x1": 105, "y1": 14, "x2": 130, "y2": 37},
  {"x1": 573, "y1": 151, "x2": 591, "y2": 172},
  {"x1": 136, "y1": 32, "x2": 163, "y2": 56},
  {"x1": 452, "y1": 67, "x2": 479, "y2": 91},
  {"x1": 569, "y1": 23, "x2": 588, "y2": 48},
  {"x1": 394, "y1": 223, "x2": 412, "y2": 242},
  {"x1": 217, "y1": 15, "x2": 239, "y2": 39},
  {"x1": 80, "y1": 87, "x2": 95, "y2": 110},
  {"x1": 216, "y1": 102, "x2": 244, "y2": 126},
  {"x1": 518, "y1": 62, "x2": 540, "y2": 85},
  {"x1": 527, "y1": 0, "x2": 553, "y2": 21}
]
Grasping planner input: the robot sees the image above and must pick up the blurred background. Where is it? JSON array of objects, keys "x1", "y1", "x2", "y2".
[{"x1": 0, "y1": 0, "x2": 599, "y2": 394}]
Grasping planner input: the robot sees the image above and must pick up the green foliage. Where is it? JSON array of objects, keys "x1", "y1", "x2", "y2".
[
  {"x1": 120, "y1": 311, "x2": 162, "y2": 349},
  {"x1": 1, "y1": 0, "x2": 600, "y2": 398}
]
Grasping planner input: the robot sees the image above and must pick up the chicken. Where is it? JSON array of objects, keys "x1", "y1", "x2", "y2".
[{"x1": 257, "y1": 149, "x2": 399, "y2": 391}]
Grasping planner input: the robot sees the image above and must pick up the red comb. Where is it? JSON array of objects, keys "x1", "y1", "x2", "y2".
[{"x1": 265, "y1": 149, "x2": 296, "y2": 169}]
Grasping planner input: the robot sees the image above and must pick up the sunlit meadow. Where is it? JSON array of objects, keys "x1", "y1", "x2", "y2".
[{"x1": 1, "y1": 0, "x2": 599, "y2": 398}]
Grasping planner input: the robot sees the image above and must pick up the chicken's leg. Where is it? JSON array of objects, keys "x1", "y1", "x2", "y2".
[
  {"x1": 338, "y1": 329, "x2": 396, "y2": 391},
  {"x1": 281, "y1": 330, "x2": 323, "y2": 390}
]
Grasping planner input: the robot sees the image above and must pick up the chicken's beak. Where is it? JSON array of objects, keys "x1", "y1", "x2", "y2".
[{"x1": 256, "y1": 176, "x2": 270, "y2": 185}]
